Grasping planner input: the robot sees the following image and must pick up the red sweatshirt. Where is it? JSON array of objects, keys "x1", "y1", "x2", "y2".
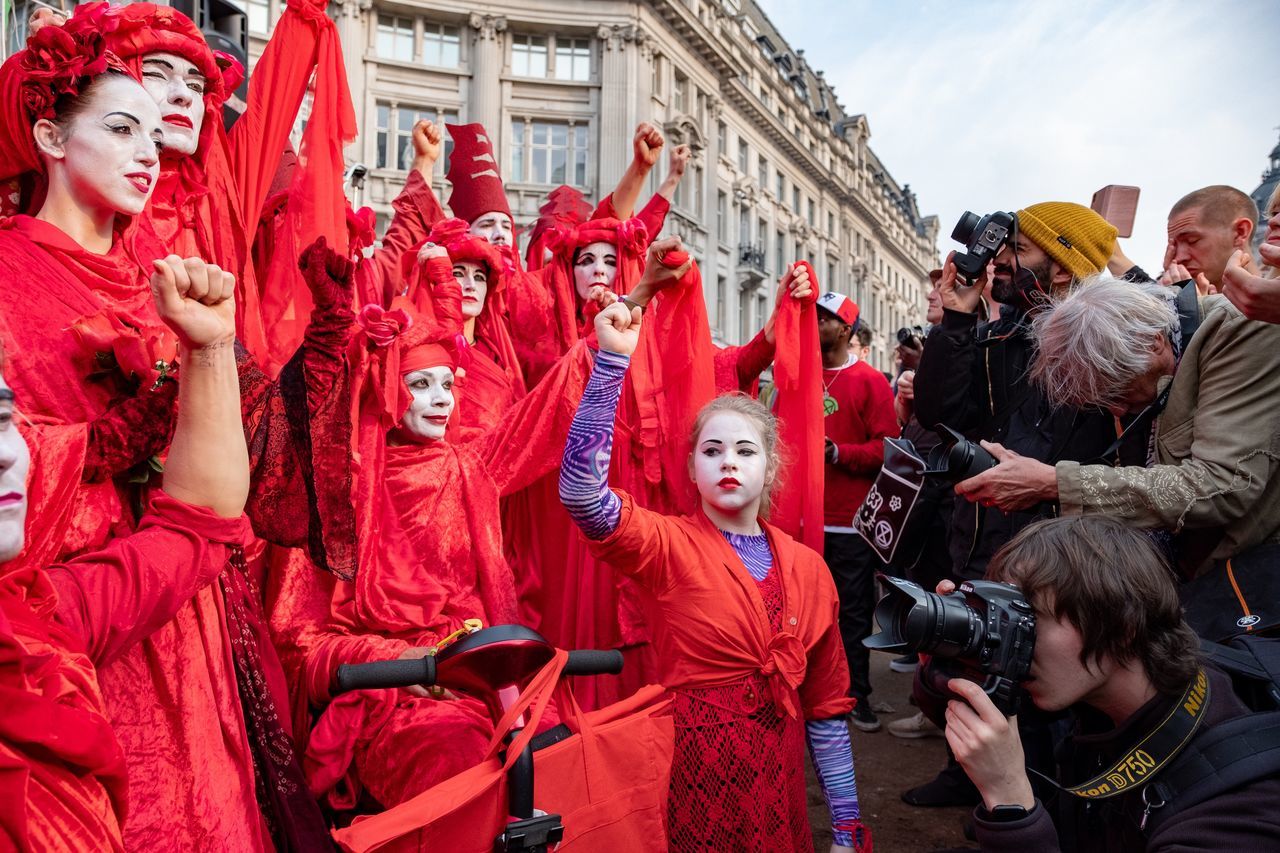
[{"x1": 822, "y1": 357, "x2": 896, "y2": 527}]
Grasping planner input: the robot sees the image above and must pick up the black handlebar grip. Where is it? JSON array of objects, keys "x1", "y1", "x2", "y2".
[
  {"x1": 334, "y1": 655, "x2": 436, "y2": 694},
  {"x1": 563, "y1": 649, "x2": 624, "y2": 676}
]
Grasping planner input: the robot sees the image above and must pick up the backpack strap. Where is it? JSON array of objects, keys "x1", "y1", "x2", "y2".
[
  {"x1": 1143, "y1": 711, "x2": 1280, "y2": 836},
  {"x1": 1174, "y1": 280, "x2": 1201, "y2": 350}
]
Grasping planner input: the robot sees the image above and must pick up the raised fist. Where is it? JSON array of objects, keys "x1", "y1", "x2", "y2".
[
  {"x1": 412, "y1": 119, "x2": 445, "y2": 166},
  {"x1": 637, "y1": 236, "x2": 693, "y2": 294},
  {"x1": 27, "y1": 6, "x2": 67, "y2": 35},
  {"x1": 298, "y1": 236, "x2": 355, "y2": 310},
  {"x1": 779, "y1": 262, "x2": 813, "y2": 304},
  {"x1": 150, "y1": 256, "x2": 237, "y2": 350},
  {"x1": 668, "y1": 144, "x2": 692, "y2": 178},
  {"x1": 633, "y1": 123, "x2": 664, "y2": 169},
  {"x1": 594, "y1": 300, "x2": 642, "y2": 357}
]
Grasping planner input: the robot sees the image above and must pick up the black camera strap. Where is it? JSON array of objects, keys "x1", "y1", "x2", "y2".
[{"x1": 1053, "y1": 668, "x2": 1210, "y2": 800}]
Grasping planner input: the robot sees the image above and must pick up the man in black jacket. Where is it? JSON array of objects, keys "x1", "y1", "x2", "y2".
[
  {"x1": 945, "y1": 516, "x2": 1280, "y2": 852},
  {"x1": 906, "y1": 201, "x2": 1122, "y2": 807},
  {"x1": 914, "y1": 201, "x2": 1121, "y2": 581}
]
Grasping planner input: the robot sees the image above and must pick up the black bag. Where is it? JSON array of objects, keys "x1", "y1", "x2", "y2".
[
  {"x1": 1181, "y1": 542, "x2": 1280, "y2": 641},
  {"x1": 1142, "y1": 635, "x2": 1280, "y2": 836}
]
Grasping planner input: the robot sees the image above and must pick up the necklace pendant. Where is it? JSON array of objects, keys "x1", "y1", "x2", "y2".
[{"x1": 823, "y1": 392, "x2": 839, "y2": 416}]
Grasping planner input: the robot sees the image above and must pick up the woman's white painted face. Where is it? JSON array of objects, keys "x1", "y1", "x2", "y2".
[
  {"x1": 573, "y1": 241, "x2": 618, "y2": 300},
  {"x1": 690, "y1": 411, "x2": 768, "y2": 515},
  {"x1": 37, "y1": 74, "x2": 164, "y2": 217},
  {"x1": 455, "y1": 262, "x2": 489, "y2": 319},
  {"x1": 139, "y1": 51, "x2": 206, "y2": 156},
  {"x1": 0, "y1": 378, "x2": 31, "y2": 563},
  {"x1": 400, "y1": 366, "x2": 455, "y2": 442}
]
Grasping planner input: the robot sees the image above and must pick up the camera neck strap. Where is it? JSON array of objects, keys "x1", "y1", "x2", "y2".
[{"x1": 1055, "y1": 668, "x2": 1210, "y2": 800}]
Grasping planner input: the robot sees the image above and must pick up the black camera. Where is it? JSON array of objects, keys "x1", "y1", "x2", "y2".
[
  {"x1": 951, "y1": 210, "x2": 1016, "y2": 284},
  {"x1": 896, "y1": 325, "x2": 924, "y2": 349},
  {"x1": 865, "y1": 574, "x2": 1036, "y2": 715},
  {"x1": 924, "y1": 425, "x2": 998, "y2": 483}
]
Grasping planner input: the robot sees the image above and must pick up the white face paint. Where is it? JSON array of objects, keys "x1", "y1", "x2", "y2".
[
  {"x1": 39, "y1": 74, "x2": 164, "y2": 217},
  {"x1": 690, "y1": 411, "x2": 768, "y2": 517},
  {"x1": 469, "y1": 211, "x2": 513, "y2": 247},
  {"x1": 0, "y1": 377, "x2": 31, "y2": 563},
  {"x1": 573, "y1": 241, "x2": 618, "y2": 300},
  {"x1": 139, "y1": 52, "x2": 206, "y2": 157},
  {"x1": 455, "y1": 261, "x2": 489, "y2": 320},
  {"x1": 400, "y1": 366, "x2": 455, "y2": 442}
]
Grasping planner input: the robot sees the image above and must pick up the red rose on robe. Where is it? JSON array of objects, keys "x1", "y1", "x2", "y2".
[{"x1": 70, "y1": 309, "x2": 178, "y2": 387}]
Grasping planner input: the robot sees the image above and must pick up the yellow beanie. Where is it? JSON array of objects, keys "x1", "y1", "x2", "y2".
[{"x1": 1015, "y1": 202, "x2": 1117, "y2": 280}]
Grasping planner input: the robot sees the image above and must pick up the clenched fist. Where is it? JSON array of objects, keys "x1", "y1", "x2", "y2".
[
  {"x1": 668, "y1": 143, "x2": 692, "y2": 178},
  {"x1": 633, "y1": 123, "x2": 664, "y2": 170},
  {"x1": 150, "y1": 255, "x2": 237, "y2": 350},
  {"x1": 594, "y1": 300, "x2": 642, "y2": 357},
  {"x1": 412, "y1": 119, "x2": 445, "y2": 168}
]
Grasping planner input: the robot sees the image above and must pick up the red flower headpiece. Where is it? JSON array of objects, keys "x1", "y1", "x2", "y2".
[
  {"x1": 20, "y1": 2, "x2": 123, "y2": 121},
  {"x1": 347, "y1": 206, "x2": 377, "y2": 256}
]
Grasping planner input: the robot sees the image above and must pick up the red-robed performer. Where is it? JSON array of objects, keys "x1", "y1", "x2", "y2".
[
  {"x1": 560, "y1": 301, "x2": 870, "y2": 853},
  {"x1": 270, "y1": 264, "x2": 598, "y2": 810},
  {"x1": 0, "y1": 13, "x2": 350, "y2": 848},
  {"x1": 103, "y1": 0, "x2": 348, "y2": 365},
  {"x1": 0, "y1": 240, "x2": 252, "y2": 848},
  {"x1": 406, "y1": 218, "x2": 526, "y2": 434}
]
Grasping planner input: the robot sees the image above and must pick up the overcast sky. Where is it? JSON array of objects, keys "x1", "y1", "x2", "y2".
[{"x1": 755, "y1": 0, "x2": 1279, "y2": 272}]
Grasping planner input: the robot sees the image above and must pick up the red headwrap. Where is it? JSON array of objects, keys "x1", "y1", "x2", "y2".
[
  {"x1": 444, "y1": 122, "x2": 512, "y2": 224},
  {"x1": 525, "y1": 185, "x2": 591, "y2": 272},
  {"x1": 0, "y1": 2, "x2": 126, "y2": 192},
  {"x1": 542, "y1": 216, "x2": 649, "y2": 353}
]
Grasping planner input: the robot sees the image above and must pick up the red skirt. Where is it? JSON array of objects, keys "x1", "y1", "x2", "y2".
[{"x1": 667, "y1": 674, "x2": 811, "y2": 852}]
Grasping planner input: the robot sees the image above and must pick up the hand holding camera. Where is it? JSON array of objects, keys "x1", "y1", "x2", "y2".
[
  {"x1": 954, "y1": 440, "x2": 1059, "y2": 511},
  {"x1": 936, "y1": 250, "x2": 988, "y2": 315}
]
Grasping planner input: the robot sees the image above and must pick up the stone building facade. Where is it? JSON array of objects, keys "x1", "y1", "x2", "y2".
[{"x1": 264, "y1": 0, "x2": 941, "y2": 368}]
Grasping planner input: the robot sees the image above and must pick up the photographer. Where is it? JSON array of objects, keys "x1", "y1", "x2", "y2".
[
  {"x1": 914, "y1": 202, "x2": 1121, "y2": 581},
  {"x1": 942, "y1": 516, "x2": 1280, "y2": 851},
  {"x1": 959, "y1": 279, "x2": 1280, "y2": 625}
]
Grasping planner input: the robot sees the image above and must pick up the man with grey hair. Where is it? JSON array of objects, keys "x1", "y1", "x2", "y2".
[{"x1": 956, "y1": 278, "x2": 1280, "y2": 619}]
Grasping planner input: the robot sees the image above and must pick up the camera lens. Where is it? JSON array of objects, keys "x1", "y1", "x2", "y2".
[
  {"x1": 951, "y1": 211, "x2": 980, "y2": 244},
  {"x1": 865, "y1": 576, "x2": 986, "y2": 659},
  {"x1": 946, "y1": 439, "x2": 997, "y2": 482}
]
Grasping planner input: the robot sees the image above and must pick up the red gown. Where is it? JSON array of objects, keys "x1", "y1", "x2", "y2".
[
  {"x1": 270, "y1": 309, "x2": 593, "y2": 808},
  {"x1": 586, "y1": 492, "x2": 854, "y2": 851},
  {"x1": 0, "y1": 490, "x2": 251, "y2": 852},
  {"x1": 0, "y1": 218, "x2": 351, "y2": 850}
]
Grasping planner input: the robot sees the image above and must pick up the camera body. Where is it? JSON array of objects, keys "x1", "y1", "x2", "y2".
[
  {"x1": 924, "y1": 425, "x2": 998, "y2": 483},
  {"x1": 865, "y1": 574, "x2": 1036, "y2": 715},
  {"x1": 951, "y1": 210, "x2": 1016, "y2": 283},
  {"x1": 896, "y1": 325, "x2": 925, "y2": 349}
]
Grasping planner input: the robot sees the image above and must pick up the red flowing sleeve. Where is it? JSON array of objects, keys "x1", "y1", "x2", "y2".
[
  {"x1": 584, "y1": 491, "x2": 679, "y2": 595},
  {"x1": 227, "y1": 0, "x2": 331, "y2": 231},
  {"x1": 714, "y1": 328, "x2": 776, "y2": 395},
  {"x1": 797, "y1": 561, "x2": 856, "y2": 720},
  {"x1": 47, "y1": 492, "x2": 253, "y2": 667},
  {"x1": 356, "y1": 170, "x2": 445, "y2": 307},
  {"x1": 592, "y1": 193, "x2": 670, "y2": 245}
]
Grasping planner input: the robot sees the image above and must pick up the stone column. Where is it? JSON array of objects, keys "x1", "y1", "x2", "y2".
[
  {"x1": 468, "y1": 13, "x2": 506, "y2": 137},
  {"x1": 596, "y1": 24, "x2": 641, "y2": 193}
]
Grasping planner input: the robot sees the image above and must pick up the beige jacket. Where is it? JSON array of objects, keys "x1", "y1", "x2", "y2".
[{"x1": 1056, "y1": 296, "x2": 1280, "y2": 575}]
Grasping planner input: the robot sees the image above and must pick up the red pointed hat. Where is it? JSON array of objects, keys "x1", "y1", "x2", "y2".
[{"x1": 445, "y1": 122, "x2": 512, "y2": 224}]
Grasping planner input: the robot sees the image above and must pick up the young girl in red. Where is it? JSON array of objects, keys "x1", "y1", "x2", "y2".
[{"x1": 560, "y1": 301, "x2": 870, "y2": 852}]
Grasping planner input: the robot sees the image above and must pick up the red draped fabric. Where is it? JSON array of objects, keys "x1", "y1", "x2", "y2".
[{"x1": 769, "y1": 261, "x2": 826, "y2": 553}]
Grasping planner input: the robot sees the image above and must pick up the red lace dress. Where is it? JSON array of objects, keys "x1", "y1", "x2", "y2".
[{"x1": 667, "y1": 568, "x2": 812, "y2": 852}]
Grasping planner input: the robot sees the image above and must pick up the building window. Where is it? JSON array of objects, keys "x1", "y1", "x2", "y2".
[
  {"x1": 717, "y1": 191, "x2": 728, "y2": 242},
  {"x1": 738, "y1": 204, "x2": 750, "y2": 244},
  {"x1": 716, "y1": 275, "x2": 728, "y2": 334},
  {"x1": 673, "y1": 70, "x2": 689, "y2": 113},
  {"x1": 756, "y1": 292, "x2": 767, "y2": 334},
  {"x1": 236, "y1": 0, "x2": 271, "y2": 35},
  {"x1": 554, "y1": 38, "x2": 592, "y2": 81},
  {"x1": 792, "y1": 187, "x2": 801, "y2": 216},
  {"x1": 677, "y1": 163, "x2": 704, "y2": 216},
  {"x1": 827, "y1": 260, "x2": 837, "y2": 291},
  {"x1": 376, "y1": 103, "x2": 458, "y2": 172},
  {"x1": 422, "y1": 22, "x2": 461, "y2": 68},
  {"x1": 775, "y1": 230, "x2": 785, "y2": 273},
  {"x1": 651, "y1": 53, "x2": 664, "y2": 96},
  {"x1": 716, "y1": 120, "x2": 727, "y2": 154},
  {"x1": 376, "y1": 15, "x2": 414, "y2": 62},
  {"x1": 758, "y1": 155, "x2": 768, "y2": 188},
  {"x1": 776, "y1": 171, "x2": 785, "y2": 201},
  {"x1": 828, "y1": 211, "x2": 836, "y2": 237},
  {"x1": 808, "y1": 198, "x2": 816, "y2": 227},
  {"x1": 737, "y1": 139, "x2": 749, "y2": 173},
  {"x1": 511, "y1": 120, "x2": 588, "y2": 185},
  {"x1": 511, "y1": 34, "x2": 549, "y2": 77},
  {"x1": 739, "y1": 289, "x2": 752, "y2": 343}
]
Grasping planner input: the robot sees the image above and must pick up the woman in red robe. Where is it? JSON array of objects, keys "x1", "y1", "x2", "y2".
[
  {"x1": 272, "y1": 269, "x2": 594, "y2": 809},
  {"x1": 0, "y1": 230, "x2": 253, "y2": 849},
  {"x1": 104, "y1": 0, "x2": 346, "y2": 365},
  {"x1": 0, "y1": 11, "x2": 345, "y2": 848},
  {"x1": 560, "y1": 302, "x2": 869, "y2": 852}
]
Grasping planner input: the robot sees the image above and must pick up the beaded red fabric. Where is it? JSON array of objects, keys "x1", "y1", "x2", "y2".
[{"x1": 666, "y1": 569, "x2": 813, "y2": 852}]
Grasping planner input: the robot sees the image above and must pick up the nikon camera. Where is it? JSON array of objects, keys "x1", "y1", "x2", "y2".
[{"x1": 864, "y1": 575, "x2": 1036, "y2": 715}]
